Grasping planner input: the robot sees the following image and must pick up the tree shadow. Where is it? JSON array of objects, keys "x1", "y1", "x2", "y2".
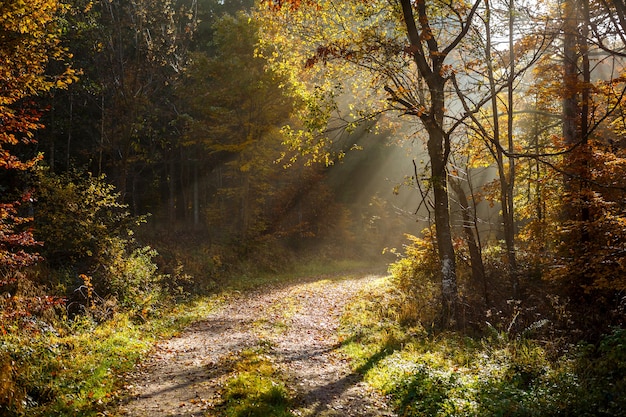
[
  {"x1": 289, "y1": 337, "x2": 400, "y2": 416},
  {"x1": 118, "y1": 315, "x2": 259, "y2": 416}
]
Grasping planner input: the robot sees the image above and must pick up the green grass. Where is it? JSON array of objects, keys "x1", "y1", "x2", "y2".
[
  {"x1": 338, "y1": 276, "x2": 626, "y2": 417},
  {"x1": 0, "y1": 297, "x2": 223, "y2": 417},
  {"x1": 0, "y1": 259, "x2": 379, "y2": 417},
  {"x1": 216, "y1": 343, "x2": 295, "y2": 417}
]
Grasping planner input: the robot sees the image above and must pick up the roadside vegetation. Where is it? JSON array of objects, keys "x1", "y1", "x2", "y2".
[
  {"x1": 0, "y1": 306, "x2": 207, "y2": 416},
  {"x1": 0, "y1": 168, "x2": 373, "y2": 416},
  {"x1": 0, "y1": 246, "x2": 369, "y2": 417},
  {"x1": 338, "y1": 243, "x2": 626, "y2": 417}
]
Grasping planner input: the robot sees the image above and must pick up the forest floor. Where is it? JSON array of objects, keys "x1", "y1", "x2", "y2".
[{"x1": 116, "y1": 273, "x2": 396, "y2": 417}]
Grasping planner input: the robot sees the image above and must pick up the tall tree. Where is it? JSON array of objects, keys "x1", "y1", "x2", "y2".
[
  {"x1": 453, "y1": 0, "x2": 553, "y2": 295},
  {"x1": 551, "y1": 0, "x2": 626, "y2": 305},
  {"x1": 393, "y1": 0, "x2": 481, "y2": 322},
  {"x1": 259, "y1": 0, "x2": 485, "y2": 324},
  {"x1": 0, "y1": 0, "x2": 75, "y2": 275}
]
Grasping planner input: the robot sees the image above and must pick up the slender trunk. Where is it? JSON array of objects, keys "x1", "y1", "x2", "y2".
[
  {"x1": 132, "y1": 171, "x2": 138, "y2": 215},
  {"x1": 450, "y1": 178, "x2": 488, "y2": 306},
  {"x1": 193, "y1": 160, "x2": 200, "y2": 229},
  {"x1": 563, "y1": 0, "x2": 579, "y2": 201},
  {"x1": 50, "y1": 140, "x2": 55, "y2": 172},
  {"x1": 176, "y1": 148, "x2": 187, "y2": 222},
  {"x1": 486, "y1": 0, "x2": 517, "y2": 294},
  {"x1": 530, "y1": 93, "x2": 546, "y2": 248},
  {"x1": 579, "y1": 0, "x2": 591, "y2": 239},
  {"x1": 99, "y1": 94, "x2": 104, "y2": 176},
  {"x1": 506, "y1": 0, "x2": 518, "y2": 293},
  {"x1": 50, "y1": 93, "x2": 55, "y2": 171},
  {"x1": 67, "y1": 92, "x2": 73, "y2": 171},
  {"x1": 399, "y1": 0, "x2": 459, "y2": 326},
  {"x1": 169, "y1": 157, "x2": 176, "y2": 225}
]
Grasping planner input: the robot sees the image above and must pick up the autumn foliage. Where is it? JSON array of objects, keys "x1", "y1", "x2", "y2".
[{"x1": 0, "y1": 0, "x2": 74, "y2": 312}]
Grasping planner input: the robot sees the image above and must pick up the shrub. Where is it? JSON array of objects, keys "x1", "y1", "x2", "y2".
[
  {"x1": 106, "y1": 245, "x2": 165, "y2": 316},
  {"x1": 33, "y1": 168, "x2": 134, "y2": 268},
  {"x1": 341, "y1": 276, "x2": 626, "y2": 417},
  {"x1": 387, "y1": 230, "x2": 442, "y2": 326},
  {"x1": 32, "y1": 167, "x2": 170, "y2": 319}
]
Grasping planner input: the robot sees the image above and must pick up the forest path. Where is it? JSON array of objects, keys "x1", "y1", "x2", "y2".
[{"x1": 117, "y1": 273, "x2": 396, "y2": 417}]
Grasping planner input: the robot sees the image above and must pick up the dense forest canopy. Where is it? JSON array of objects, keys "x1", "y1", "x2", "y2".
[{"x1": 1, "y1": 0, "x2": 626, "y2": 414}]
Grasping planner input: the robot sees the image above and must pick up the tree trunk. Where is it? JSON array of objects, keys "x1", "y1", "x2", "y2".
[
  {"x1": 506, "y1": 0, "x2": 518, "y2": 293},
  {"x1": 450, "y1": 178, "x2": 488, "y2": 306},
  {"x1": 485, "y1": 0, "x2": 517, "y2": 294},
  {"x1": 425, "y1": 100, "x2": 458, "y2": 326},
  {"x1": 579, "y1": 0, "x2": 591, "y2": 237},
  {"x1": 398, "y1": 0, "x2": 462, "y2": 326},
  {"x1": 563, "y1": 0, "x2": 591, "y2": 238},
  {"x1": 67, "y1": 92, "x2": 73, "y2": 171},
  {"x1": 169, "y1": 157, "x2": 176, "y2": 225},
  {"x1": 193, "y1": 160, "x2": 200, "y2": 229},
  {"x1": 563, "y1": 0, "x2": 580, "y2": 197}
]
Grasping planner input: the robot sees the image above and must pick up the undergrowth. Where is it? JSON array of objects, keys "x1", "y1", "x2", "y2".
[
  {"x1": 0, "y1": 258, "x2": 377, "y2": 416},
  {"x1": 0, "y1": 298, "x2": 219, "y2": 417},
  {"x1": 339, "y1": 276, "x2": 626, "y2": 417}
]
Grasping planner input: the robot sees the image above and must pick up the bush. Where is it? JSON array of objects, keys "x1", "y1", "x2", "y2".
[
  {"x1": 106, "y1": 245, "x2": 165, "y2": 316},
  {"x1": 33, "y1": 168, "x2": 134, "y2": 269},
  {"x1": 340, "y1": 276, "x2": 626, "y2": 417},
  {"x1": 32, "y1": 167, "x2": 170, "y2": 319},
  {"x1": 387, "y1": 230, "x2": 442, "y2": 327}
]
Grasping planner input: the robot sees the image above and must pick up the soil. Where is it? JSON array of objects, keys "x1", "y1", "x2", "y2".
[{"x1": 117, "y1": 273, "x2": 397, "y2": 417}]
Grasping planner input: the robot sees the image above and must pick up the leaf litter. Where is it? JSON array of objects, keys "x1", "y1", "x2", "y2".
[{"x1": 117, "y1": 274, "x2": 395, "y2": 417}]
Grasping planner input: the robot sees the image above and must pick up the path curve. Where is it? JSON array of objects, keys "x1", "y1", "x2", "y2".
[{"x1": 117, "y1": 274, "x2": 396, "y2": 417}]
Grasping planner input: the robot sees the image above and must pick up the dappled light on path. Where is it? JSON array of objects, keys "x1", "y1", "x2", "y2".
[{"x1": 118, "y1": 274, "x2": 396, "y2": 417}]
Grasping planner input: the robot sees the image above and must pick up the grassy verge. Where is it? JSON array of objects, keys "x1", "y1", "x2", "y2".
[
  {"x1": 339, "y1": 276, "x2": 626, "y2": 417},
  {"x1": 0, "y1": 298, "x2": 221, "y2": 417},
  {"x1": 0, "y1": 258, "x2": 378, "y2": 417}
]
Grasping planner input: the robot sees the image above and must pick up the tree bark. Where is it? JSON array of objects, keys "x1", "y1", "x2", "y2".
[
  {"x1": 485, "y1": 0, "x2": 517, "y2": 294},
  {"x1": 425, "y1": 105, "x2": 458, "y2": 325},
  {"x1": 563, "y1": 0, "x2": 591, "y2": 237},
  {"x1": 398, "y1": 0, "x2": 470, "y2": 325},
  {"x1": 563, "y1": 0, "x2": 580, "y2": 189},
  {"x1": 450, "y1": 178, "x2": 488, "y2": 306},
  {"x1": 506, "y1": 0, "x2": 518, "y2": 293}
]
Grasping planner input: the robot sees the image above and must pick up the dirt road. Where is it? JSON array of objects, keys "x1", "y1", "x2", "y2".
[{"x1": 117, "y1": 274, "x2": 396, "y2": 417}]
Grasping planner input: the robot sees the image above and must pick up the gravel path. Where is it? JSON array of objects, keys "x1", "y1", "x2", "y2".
[{"x1": 117, "y1": 274, "x2": 396, "y2": 417}]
